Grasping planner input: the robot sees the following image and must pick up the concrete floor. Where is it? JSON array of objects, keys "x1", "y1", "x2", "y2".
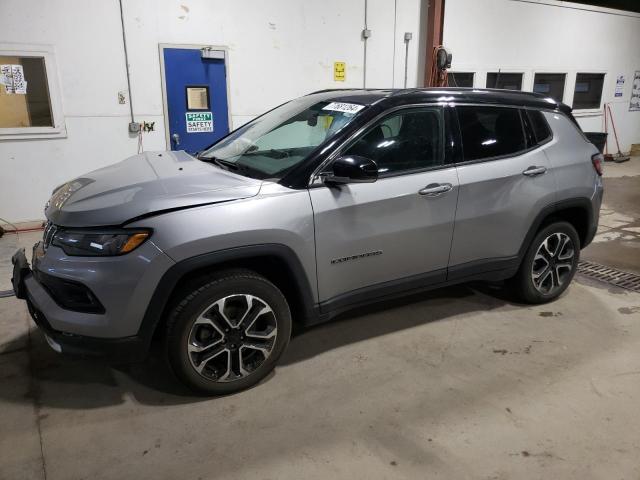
[{"x1": 0, "y1": 159, "x2": 639, "y2": 480}]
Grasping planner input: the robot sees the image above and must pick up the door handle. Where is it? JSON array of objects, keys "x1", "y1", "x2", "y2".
[
  {"x1": 522, "y1": 166, "x2": 547, "y2": 177},
  {"x1": 418, "y1": 183, "x2": 453, "y2": 196},
  {"x1": 172, "y1": 133, "x2": 181, "y2": 146}
]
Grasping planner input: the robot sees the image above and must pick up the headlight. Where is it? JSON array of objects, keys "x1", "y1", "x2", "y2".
[{"x1": 52, "y1": 230, "x2": 151, "y2": 256}]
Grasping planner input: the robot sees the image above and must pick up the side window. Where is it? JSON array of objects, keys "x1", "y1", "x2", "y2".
[
  {"x1": 344, "y1": 108, "x2": 443, "y2": 174},
  {"x1": 456, "y1": 106, "x2": 525, "y2": 161},
  {"x1": 526, "y1": 110, "x2": 552, "y2": 144}
]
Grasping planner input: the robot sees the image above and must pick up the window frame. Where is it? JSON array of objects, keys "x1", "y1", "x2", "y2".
[
  {"x1": 0, "y1": 43, "x2": 66, "y2": 139},
  {"x1": 451, "y1": 104, "x2": 554, "y2": 166},
  {"x1": 572, "y1": 72, "x2": 606, "y2": 112},
  {"x1": 532, "y1": 72, "x2": 567, "y2": 103},
  {"x1": 311, "y1": 104, "x2": 453, "y2": 184}
]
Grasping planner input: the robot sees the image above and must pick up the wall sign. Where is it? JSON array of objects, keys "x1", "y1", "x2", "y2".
[
  {"x1": 334, "y1": 61, "x2": 346, "y2": 82},
  {"x1": 615, "y1": 74, "x2": 625, "y2": 98},
  {"x1": 185, "y1": 111, "x2": 213, "y2": 132},
  {"x1": 631, "y1": 71, "x2": 640, "y2": 112},
  {"x1": 1, "y1": 64, "x2": 27, "y2": 94}
]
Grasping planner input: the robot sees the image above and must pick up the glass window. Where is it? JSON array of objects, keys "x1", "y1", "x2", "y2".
[
  {"x1": 573, "y1": 73, "x2": 605, "y2": 109},
  {"x1": 486, "y1": 72, "x2": 523, "y2": 90},
  {"x1": 0, "y1": 56, "x2": 53, "y2": 127},
  {"x1": 449, "y1": 72, "x2": 474, "y2": 88},
  {"x1": 533, "y1": 73, "x2": 566, "y2": 102},
  {"x1": 343, "y1": 109, "x2": 443, "y2": 174},
  {"x1": 186, "y1": 86, "x2": 209, "y2": 110},
  {"x1": 200, "y1": 96, "x2": 366, "y2": 179},
  {"x1": 457, "y1": 106, "x2": 525, "y2": 161},
  {"x1": 526, "y1": 110, "x2": 552, "y2": 144}
]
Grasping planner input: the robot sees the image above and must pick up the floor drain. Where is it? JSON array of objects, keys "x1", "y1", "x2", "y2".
[{"x1": 578, "y1": 261, "x2": 640, "y2": 293}]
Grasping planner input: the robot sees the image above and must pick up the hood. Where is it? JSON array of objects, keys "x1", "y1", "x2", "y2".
[{"x1": 46, "y1": 151, "x2": 262, "y2": 227}]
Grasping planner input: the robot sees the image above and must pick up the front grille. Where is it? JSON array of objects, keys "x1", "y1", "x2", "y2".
[
  {"x1": 577, "y1": 261, "x2": 640, "y2": 293},
  {"x1": 43, "y1": 222, "x2": 58, "y2": 250}
]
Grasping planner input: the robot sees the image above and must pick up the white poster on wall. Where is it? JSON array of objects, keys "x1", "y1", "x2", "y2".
[
  {"x1": 11, "y1": 65, "x2": 27, "y2": 95},
  {"x1": 0, "y1": 65, "x2": 13, "y2": 94},
  {"x1": 615, "y1": 75, "x2": 625, "y2": 98},
  {"x1": 631, "y1": 71, "x2": 640, "y2": 112}
]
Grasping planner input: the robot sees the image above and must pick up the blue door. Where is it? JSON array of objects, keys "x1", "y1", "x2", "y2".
[{"x1": 163, "y1": 47, "x2": 230, "y2": 154}]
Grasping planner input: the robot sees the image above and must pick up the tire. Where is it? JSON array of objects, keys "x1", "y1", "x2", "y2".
[
  {"x1": 165, "y1": 269, "x2": 292, "y2": 395},
  {"x1": 512, "y1": 221, "x2": 580, "y2": 304}
]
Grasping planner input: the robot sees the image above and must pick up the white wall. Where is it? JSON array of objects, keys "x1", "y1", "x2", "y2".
[
  {"x1": 0, "y1": 0, "x2": 426, "y2": 223},
  {"x1": 443, "y1": 0, "x2": 640, "y2": 153}
]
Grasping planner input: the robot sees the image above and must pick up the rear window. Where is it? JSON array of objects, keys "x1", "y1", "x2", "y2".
[
  {"x1": 456, "y1": 106, "x2": 525, "y2": 161},
  {"x1": 526, "y1": 110, "x2": 552, "y2": 144}
]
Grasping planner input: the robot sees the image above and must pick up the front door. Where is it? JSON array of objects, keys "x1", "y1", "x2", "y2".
[
  {"x1": 310, "y1": 106, "x2": 459, "y2": 308},
  {"x1": 162, "y1": 46, "x2": 230, "y2": 154}
]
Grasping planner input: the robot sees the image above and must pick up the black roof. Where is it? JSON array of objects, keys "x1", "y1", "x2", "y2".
[{"x1": 308, "y1": 87, "x2": 570, "y2": 114}]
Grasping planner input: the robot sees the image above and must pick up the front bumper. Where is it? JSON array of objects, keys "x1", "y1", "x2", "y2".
[{"x1": 11, "y1": 242, "x2": 173, "y2": 362}]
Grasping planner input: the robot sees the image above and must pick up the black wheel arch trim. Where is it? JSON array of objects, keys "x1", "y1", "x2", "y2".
[
  {"x1": 136, "y1": 244, "x2": 317, "y2": 352},
  {"x1": 521, "y1": 197, "x2": 595, "y2": 256}
]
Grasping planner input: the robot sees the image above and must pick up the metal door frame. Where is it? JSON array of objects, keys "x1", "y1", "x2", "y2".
[{"x1": 158, "y1": 43, "x2": 233, "y2": 150}]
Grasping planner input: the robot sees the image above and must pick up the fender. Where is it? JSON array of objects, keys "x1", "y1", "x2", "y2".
[{"x1": 136, "y1": 244, "x2": 318, "y2": 349}]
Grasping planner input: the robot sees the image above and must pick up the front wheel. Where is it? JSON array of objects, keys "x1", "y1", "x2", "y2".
[
  {"x1": 512, "y1": 221, "x2": 580, "y2": 304},
  {"x1": 165, "y1": 270, "x2": 292, "y2": 395}
]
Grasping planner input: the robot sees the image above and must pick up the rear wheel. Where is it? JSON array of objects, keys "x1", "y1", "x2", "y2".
[
  {"x1": 165, "y1": 270, "x2": 291, "y2": 395},
  {"x1": 512, "y1": 221, "x2": 580, "y2": 304}
]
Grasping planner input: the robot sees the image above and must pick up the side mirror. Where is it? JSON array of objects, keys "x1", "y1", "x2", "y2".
[{"x1": 324, "y1": 155, "x2": 378, "y2": 185}]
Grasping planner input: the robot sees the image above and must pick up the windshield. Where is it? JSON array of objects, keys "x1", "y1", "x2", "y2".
[{"x1": 199, "y1": 95, "x2": 366, "y2": 179}]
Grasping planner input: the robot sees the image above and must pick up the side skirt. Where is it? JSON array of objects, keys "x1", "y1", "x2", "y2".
[{"x1": 305, "y1": 258, "x2": 519, "y2": 326}]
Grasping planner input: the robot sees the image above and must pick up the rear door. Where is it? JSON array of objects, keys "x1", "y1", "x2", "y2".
[
  {"x1": 447, "y1": 105, "x2": 556, "y2": 280},
  {"x1": 161, "y1": 46, "x2": 230, "y2": 154},
  {"x1": 309, "y1": 106, "x2": 459, "y2": 307}
]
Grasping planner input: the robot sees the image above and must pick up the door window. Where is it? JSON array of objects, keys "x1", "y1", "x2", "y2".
[
  {"x1": 456, "y1": 106, "x2": 526, "y2": 161},
  {"x1": 343, "y1": 108, "x2": 444, "y2": 174},
  {"x1": 186, "y1": 86, "x2": 209, "y2": 110}
]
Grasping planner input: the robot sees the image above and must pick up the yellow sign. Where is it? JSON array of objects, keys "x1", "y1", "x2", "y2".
[{"x1": 334, "y1": 61, "x2": 346, "y2": 82}]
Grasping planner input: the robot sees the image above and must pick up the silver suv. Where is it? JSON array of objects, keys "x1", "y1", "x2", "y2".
[{"x1": 12, "y1": 88, "x2": 603, "y2": 394}]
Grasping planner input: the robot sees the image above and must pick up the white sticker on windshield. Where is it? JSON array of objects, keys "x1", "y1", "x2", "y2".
[{"x1": 322, "y1": 102, "x2": 365, "y2": 115}]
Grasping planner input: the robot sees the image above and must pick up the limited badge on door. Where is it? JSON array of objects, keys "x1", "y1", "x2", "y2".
[{"x1": 185, "y1": 112, "x2": 214, "y2": 133}]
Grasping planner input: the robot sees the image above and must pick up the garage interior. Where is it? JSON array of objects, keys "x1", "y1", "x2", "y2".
[{"x1": 1, "y1": 0, "x2": 640, "y2": 478}]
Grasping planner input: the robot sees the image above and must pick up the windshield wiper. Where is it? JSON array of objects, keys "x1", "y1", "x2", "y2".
[
  {"x1": 243, "y1": 148, "x2": 294, "y2": 159},
  {"x1": 198, "y1": 155, "x2": 239, "y2": 171}
]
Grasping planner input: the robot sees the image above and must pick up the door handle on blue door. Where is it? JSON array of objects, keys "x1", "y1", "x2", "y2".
[
  {"x1": 522, "y1": 166, "x2": 547, "y2": 176},
  {"x1": 172, "y1": 133, "x2": 181, "y2": 146},
  {"x1": 418, "y1": 183, "x2": 453, "y2": 196}
]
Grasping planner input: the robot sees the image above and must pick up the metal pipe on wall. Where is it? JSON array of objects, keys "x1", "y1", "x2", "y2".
[
  {"x1": 363, "y1": 0, "x2": 369, "y2": 88},
  {"x1": 118, "y1": 0, "x2": 135, "y2": 127}
]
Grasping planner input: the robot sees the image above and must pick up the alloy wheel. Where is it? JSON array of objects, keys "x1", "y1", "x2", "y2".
[
  {"x1": 187, "y1": 294, "x2": 277, "y2": 382},
  {"x1": 531, "y1": 232, "x2": 575, "y2": 294}
]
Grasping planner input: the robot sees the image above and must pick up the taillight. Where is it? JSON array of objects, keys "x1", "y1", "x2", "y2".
[{"x1": 591, "y1": 153, "x2": 603, "y2": 176}]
